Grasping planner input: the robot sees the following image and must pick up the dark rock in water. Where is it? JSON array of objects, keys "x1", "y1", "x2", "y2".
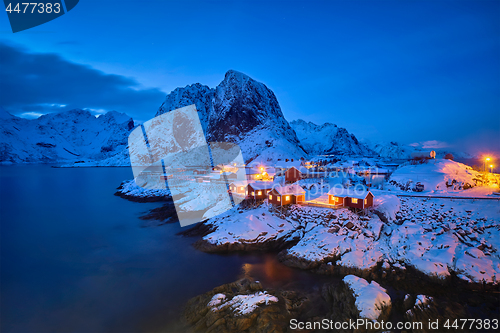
[
  {"x1": 177, "y1": 222, "x2": 216, "y2": 237},
  {"x1": 114, "y1": 182, "x2": 170, "y2": 203},
  {"x1": 193, "y1": 236, "x2": 297, "y2": 253},
  {"x1": 277, "y1": 249, "x2": 335, "y2": 270},
  {"x1": 183, "y1": 278, "x2": 308, "y2": 333},
  {"x1": 139, "y1": 202, "x2": 178, "y2": 224}
]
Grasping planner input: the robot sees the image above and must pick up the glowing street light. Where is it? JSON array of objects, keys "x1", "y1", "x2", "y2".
[
  {"x1": 490, "y1": 165, "x2": 494, "y2": 173},
  {"x1": 484, "y1": 157, "x2": 491, "y2": 172}
]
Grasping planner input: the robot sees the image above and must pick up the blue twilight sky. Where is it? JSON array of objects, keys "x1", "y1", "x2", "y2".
[{"x1": 0, "y1": 0, "x2": 499, "y2": 154}]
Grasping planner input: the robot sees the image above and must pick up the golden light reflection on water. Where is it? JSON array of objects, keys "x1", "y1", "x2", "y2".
[{"x1": 240, "y1": 254, "x2": 293, "y2": 286}]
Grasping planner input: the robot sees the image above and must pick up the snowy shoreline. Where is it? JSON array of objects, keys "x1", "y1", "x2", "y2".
[
  {"x1": 117, "y1": 175, "x2": 499, "y2": 287},
  {"x1": 189, "y1": 196, "x2": 500, "y2": 288},
  {"x1": 115, "y1": 175, "x2": 499, "y2": 287},
  {"x1": 114, "y1": 179, "x2": 171, "y2": 202}
]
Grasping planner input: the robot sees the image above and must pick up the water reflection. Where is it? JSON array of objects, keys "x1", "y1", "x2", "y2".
[{"x1": 241, "y1": 255, "x2": 293, "y2": 285}]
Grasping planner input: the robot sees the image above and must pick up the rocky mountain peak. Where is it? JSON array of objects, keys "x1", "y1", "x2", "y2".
[{"x1": 155, "y1": 70, "x2": 307, "y2": 163}]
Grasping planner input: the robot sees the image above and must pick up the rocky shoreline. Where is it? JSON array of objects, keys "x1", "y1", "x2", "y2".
[
  {"x1": 118, "y1": 184, "x2": 500, "y2": 330},
  {"x1": 176, "y1": 197, "x2": 499, "y2": 331},
  {"x1": 114, "y1": 180, "x2": 171, "y2": 203}
]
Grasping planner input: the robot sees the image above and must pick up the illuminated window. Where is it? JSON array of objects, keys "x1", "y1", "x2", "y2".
[
  {"x1": 286, "y1": 195, "x2": 290, "y2": 201},
  {"x1": 364, "y1": 199, "x2": 367, "y2": 205},
  {"x1": 269, "y1": 195, "x2": 273, "y2": 200},
  {"x1": 240, "y1": 187, "x2": 244, "y2": 191},
  {"x1": 252, "y1": 192, "x2": 255, "y2": 196},
  {"x1": 352, "y1": 198, "x2": 358, "y2": 204},
  {"x1": 258, "y1": 191, "x2": 262, "y2": 195},
  {"x1": 278, "y1": 196, "x2": 281, "y2": 202}
]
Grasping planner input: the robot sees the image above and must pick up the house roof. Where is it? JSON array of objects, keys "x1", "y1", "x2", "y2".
[
  {"x1": 275, "y1": 160, "x2": 302, "y2": 169},
  {"x1": 248, "y1": 181, "x2": 275, "y2": 190},
  {"x1": 285, "y1": 166, "x2": 301, "y2": 173},
  {"x1": 327, "y1": 187, "x2": 372, "y2": 199},
  {"x1": 246, "y1": 166, "x2": 276, "y2": 176},
  {"x1": 229, "y1": 180, "x2": 247, "y2": 187},
  {"x1": 274, "y1": 184, "x2": 306, "y2": 196}
]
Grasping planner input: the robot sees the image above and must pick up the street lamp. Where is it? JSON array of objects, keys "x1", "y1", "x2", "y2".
[
  {"x1": 490, "y1": 165, "x2": 494, "y2": 173},
  {"x1": 484, "y1": 157, "x2": 491, "y2": 172}
]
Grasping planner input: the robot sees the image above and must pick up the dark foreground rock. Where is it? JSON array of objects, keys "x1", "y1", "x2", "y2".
[
  {"x1": 193, "y1": 236, "x2": 299, "y2": 253},
  {"x1": 138, "y1": 202, "x2": 178, "y2": 224},
  {"x1": 183, "y1": 278, "x2": 308, "y2": 333}
]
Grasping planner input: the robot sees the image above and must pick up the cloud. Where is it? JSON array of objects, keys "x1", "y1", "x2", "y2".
[
  {"x1": 0, "y1": 43, "x2": 165, "y2": 121},
  {"x1": 409, "y1": 140, "x2": 450, "y2": 149},
  {"x1": 421, "y1": 140, "x2": 449, "y2": 149},
  {"x1": 20, "y1": 112, "x2": 45, "y2": 119}
]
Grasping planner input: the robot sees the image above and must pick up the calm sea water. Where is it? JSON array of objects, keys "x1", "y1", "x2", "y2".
[{"x1": 0, "y1": 165, "x2": 328, "y2": 333}]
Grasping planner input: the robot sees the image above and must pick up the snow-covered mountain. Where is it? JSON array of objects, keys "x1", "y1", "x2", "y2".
[
  {"x1": 367, "y1": 141, "x2": 474, "y2": 160},
  {"x1": 2, "y1": 70, "x2": 475, "y2": 166},
  {"x1": 0, "y1": 107, "x2": 134, "y2": 164},
  {"x1": 156, "y1": 70, "x2": 307, "y2": 163},
  {"x1": 290, "y1": 119, "x2": 373, "y2": 156},
  {"x1": 368, "y1": 141, "x2": 417, "y2": 159}
]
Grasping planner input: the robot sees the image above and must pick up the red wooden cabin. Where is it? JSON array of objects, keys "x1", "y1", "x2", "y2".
[
  {"x1": 285, "y1": 166, "x2": 302, "y2": 183},
  {"x1": 268, "y1": 184, "x2": 306, "y2": 206},
  {"x1": 328, "y1": 187, "x2": 374, "y2": 209}
]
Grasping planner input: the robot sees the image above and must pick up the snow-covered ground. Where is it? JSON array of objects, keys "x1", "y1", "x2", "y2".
[{"x1": 200, "y1": 194, "x2": 500, "y2": 285}]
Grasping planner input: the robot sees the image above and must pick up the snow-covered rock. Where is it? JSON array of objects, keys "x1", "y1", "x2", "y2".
[
  {"x1": 373, "y1": 194, "x2": 400, "y2": 222},
  {"x1": 207, "y1": 291, "x2": 278, "y2": 316},
  {"x1": 197, "y1": 205, "x2": 299, "y2": 252},
  {"x1": 343, "y1": 275, "x2": 391, "y2": 321}
]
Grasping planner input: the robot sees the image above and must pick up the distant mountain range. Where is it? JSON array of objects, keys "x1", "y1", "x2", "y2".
[
  {"x1": 290, "y1": 119, "x2": 372, "y2": 156},
  {"x1": 0, "y1": 107, "x2": 134, "y2": 164},
  {"x1": 0, "y1": 70, "x2": 472, "y2": 165}
]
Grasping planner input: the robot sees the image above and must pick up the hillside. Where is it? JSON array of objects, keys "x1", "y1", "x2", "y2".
[{"x1": 389, "y1": 159, "x2": 481, "y2": 192}]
